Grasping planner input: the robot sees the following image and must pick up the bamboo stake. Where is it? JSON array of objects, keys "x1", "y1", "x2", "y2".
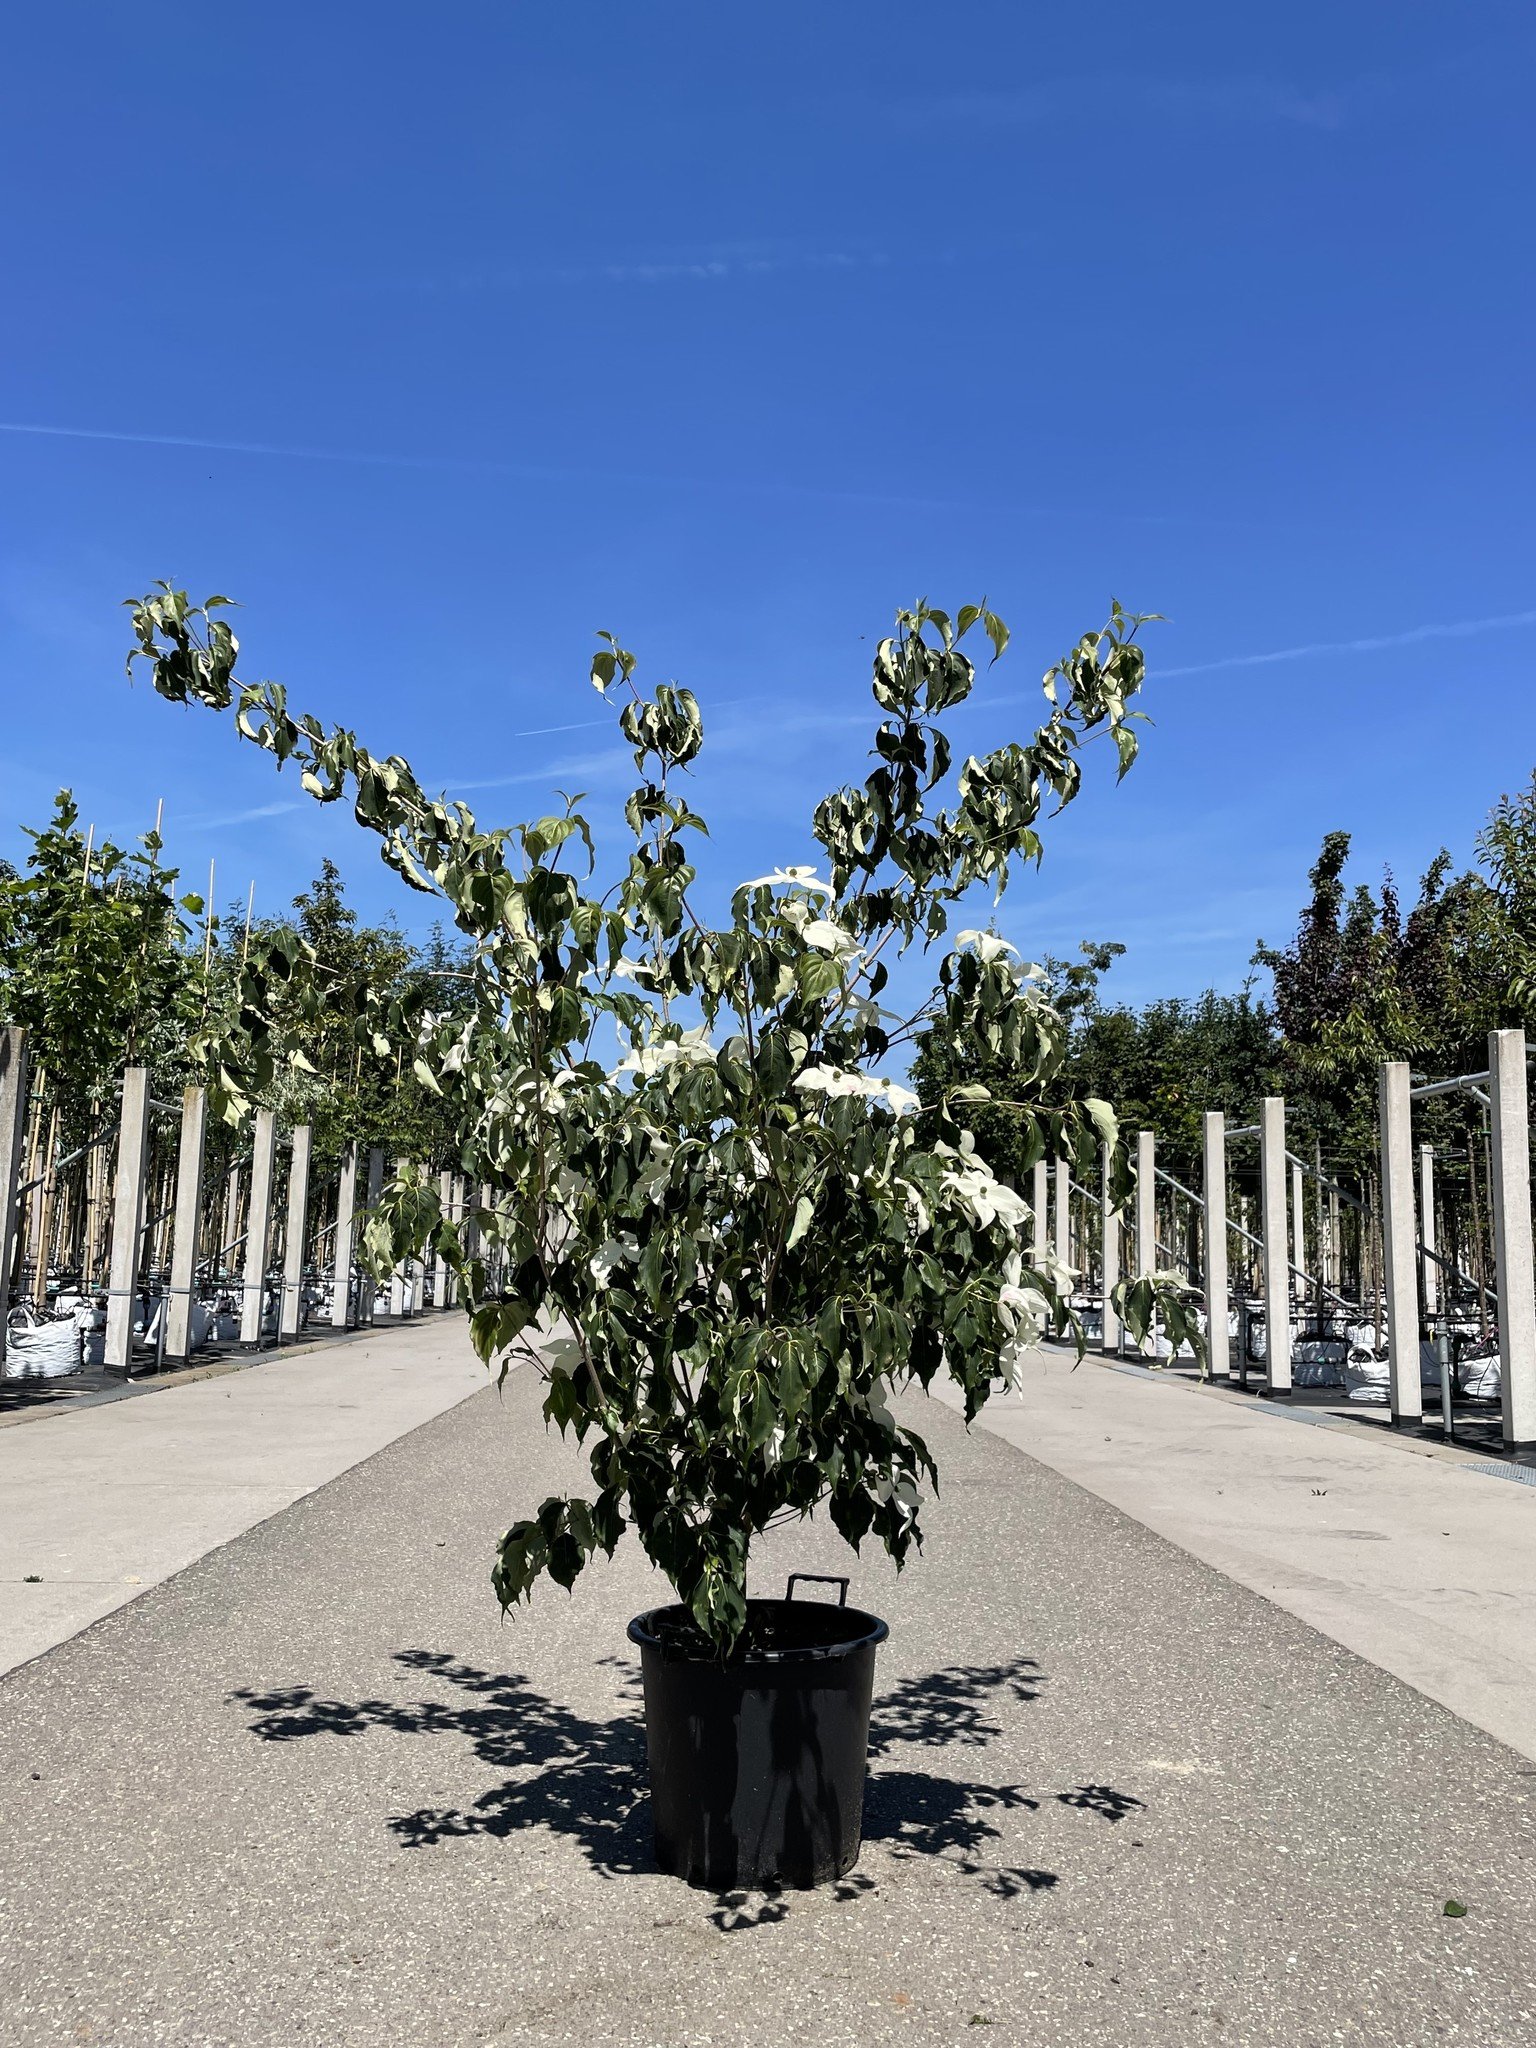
[{"x1": 33, "y1": 1106, "x2": 61, "y2": 1306}]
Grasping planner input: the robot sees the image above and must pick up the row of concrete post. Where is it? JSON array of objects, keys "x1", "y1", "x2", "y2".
[
  {"x1": 1029, "y1": 1026, "x2": 1536, "y2": 1452},
  {"x1": 0, "y1": 1030, "x2": 474, "y2": 1376}
]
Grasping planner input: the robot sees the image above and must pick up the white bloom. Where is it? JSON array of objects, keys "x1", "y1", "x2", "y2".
[
  {"x1": 955, "y1": 929, "x2": 1021, "y2": 964},
  {"x1": 794, "y1": 1067, "x2": 920, "y2": 1116},
  {"x1": 800, "y1": 918, "x2": 861, "y2": 957},
  {"x1": 743, "y1": 866, "x2": 834, "y2": 897},
  {"x1": 794, "y1": 1064, "x2": 869, "y2": 1100},
  {"x1": 608, "y1": 957, "x2": 649, "y2": 982},
  {"x1": 1034, "y1": 1251, "x2": 1078, "y2": 1299},
  {"x1": 589, "y1": 1235, "x2": 638, "y2": 1282},
  {"x1": 940, "y1": 1161, "x2": 1032, "y2": 1234},
  {"x1": 614, "y1": 1027, "x2": 715, "y2": 1081}
]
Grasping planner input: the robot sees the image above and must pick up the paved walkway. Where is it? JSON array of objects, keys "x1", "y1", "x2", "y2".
[
  {"x1": 3, "y1": 1342, "x2": 1535, "y2": 2046},
  {"x1": 0, "y1": 1318, "x2": 485, "y2": 1675},
  {"x1": 932, "y1": 1349, "x2": 1536, "y2": 1762}
]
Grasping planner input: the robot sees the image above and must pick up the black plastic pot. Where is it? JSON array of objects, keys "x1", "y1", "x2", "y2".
[{"x1": 627, "y1": 1574, "x2": 889, "y2": 1890}]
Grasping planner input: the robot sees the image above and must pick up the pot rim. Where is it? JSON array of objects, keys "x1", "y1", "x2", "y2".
[{"x1": 628, "y1": 1597, "x2": 889, "y2": 1665}]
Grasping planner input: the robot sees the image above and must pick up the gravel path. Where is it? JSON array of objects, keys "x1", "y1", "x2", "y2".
[{"x1": 3, "y1": 1357, "x2": 1534, "y2": 2046}]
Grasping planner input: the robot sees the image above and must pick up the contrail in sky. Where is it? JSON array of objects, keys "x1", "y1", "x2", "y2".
[
  {"x1": 1161, "y1": 610, "x2": 1536, "y2": 677},
  {"x1": 0, "y1": 417, "x2": 945, "y2": 513},
  {"x1": 0, "y1": 417, "x2": 1273, "y2": 529},
  {"x1": 0, "y1": 417, "x2": 573, "y2": 479}
]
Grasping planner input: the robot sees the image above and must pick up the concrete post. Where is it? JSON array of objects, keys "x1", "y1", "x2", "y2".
[
  {"x1": 1053, "y1": 1156, "x2": 1070, "y2": 1268},
  {"x1": 1488, "y1": 1028, "x2": 1536, "y2": 1448},
  {"x1": 104, "y1": 1066, "x2": 151, "y2": 1373},
  {"x1": 1134, "y1": 1132, "x2": 1154, "y2": 1279},
  {"x1": 436, "y1": 1167, "x2": 454, "y2": 1309},
  {"x1": 1202, "y1": 1110, "x2": 1230, "y2": 1380},
  {"x1": 1290, "y1": 1158, "x2": 1306, "y2": 1302},
  {"x1": 1099, "y1": 1142, "x2": 1120, "y2": 1355},
  {"x1": 1419, "y1": 1142, "x2": 1439, "y2": 1317},
  {"x1": 280, "y1": 1124, "x2": 312, "y2": 1339},
  {"x1": 240, "y1": 1109, "x2": 277, "y2": 1345},
  {"x1": 1030, "y1": 1158, "x2": 1048, "y2": 1264},
  {"x1": 0, "y1": 1028, "x2": 30, "y2": 1372},
  {"x1": 332, "y1": 1146, "x2": 358, "y2": 1330},
  {"x1": 1134, "y1": 1130, "x2": 1156, "y2": 1357},
  {"x1": 1378, "y1": 1061, "x2": 1423, "y2": 1427},
  {"x1": 163, "y1": 1085, "x2": 207, "y2": 1363},
  {"x1": 1259, "y1": 1097, "x2": 1292, "y2": 1394}
]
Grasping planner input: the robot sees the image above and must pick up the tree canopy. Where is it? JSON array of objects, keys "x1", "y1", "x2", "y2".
[{"x1": 125, "y1": 583, "x2": 1196, "y2": 1651}]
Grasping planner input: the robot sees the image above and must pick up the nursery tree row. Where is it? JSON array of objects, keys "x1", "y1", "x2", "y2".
[{"x1": 0, "y1": 794, "x2": 471, "y2": 1172}]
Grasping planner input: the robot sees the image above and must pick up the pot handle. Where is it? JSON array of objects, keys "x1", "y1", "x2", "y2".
[{"x1": 785, "y1": 1572, "x2": 849, "y2": 1607}]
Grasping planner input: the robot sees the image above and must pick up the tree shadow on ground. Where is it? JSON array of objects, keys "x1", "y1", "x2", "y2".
[{"x1": 229, "y1": 1648, "x2": 1140, "y2": 1924}]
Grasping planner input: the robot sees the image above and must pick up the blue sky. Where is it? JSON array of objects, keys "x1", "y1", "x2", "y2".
[{"x1": 3, "y1": 2, "x2": 1533, "y2": 1012}]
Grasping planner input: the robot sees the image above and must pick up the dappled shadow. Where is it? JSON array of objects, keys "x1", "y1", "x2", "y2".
[
  {"x1": 232, "y1": 1649, "x2": 653, "y2": 1873},
  {"x1": 1057, "y1": 1782, "x2": 1144, "y2": 1825},
  {"x1": 868, "y1": 1657, "x2": 1044, "y2": 1756},
  {"x1": 229, "y1": 1646, "x2": 1138, "y2": 1914},
  {"x1": 702, "y1": 1868, "x2": 880, "y2": 1932},
  {"x1": 864, "y1": 1768, "x2": 1054, "y2": 1898}
]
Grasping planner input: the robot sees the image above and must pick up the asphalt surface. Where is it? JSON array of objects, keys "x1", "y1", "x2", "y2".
[
  {"x1": 931, "y1": 1349, "x2": 1536, "y2": 1763},
  {"x1": 0, "y1": 1317, "x2": 486, "y2": 1674},
  {"x1": 3, "y1": 1359, "x2": 1535, "y2": 2047}
]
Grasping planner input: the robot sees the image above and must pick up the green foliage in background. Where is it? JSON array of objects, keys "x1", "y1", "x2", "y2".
[
  {"x1": 0, "y1": 792, "x2": 208, "y2": 1132},
  {"x1": 245, "y1": 859, "x2": 474, "y2": 1172}
]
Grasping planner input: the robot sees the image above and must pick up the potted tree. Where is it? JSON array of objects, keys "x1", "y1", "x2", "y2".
[{"x1": 126, "y1": 587, "x2": 1194, "y2": 1888}]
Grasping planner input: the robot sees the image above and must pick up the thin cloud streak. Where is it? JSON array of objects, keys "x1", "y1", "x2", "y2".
[
  {"x1": 1160, "y1": 609, "x2": 1536, "y2": 678},
  {"x1": 178, "y1": 800, "x2": 303, "y2": 829},
  {"x1": 0, "y1": 418, "x2": 583, "y2": 481},
  {"x1": 929, "y1": 72, "x2": 1351, "y2": 131},
  {"x1": 352, "y1": 241, "x2": 911, "y2": 297},
  {"x1": 0, "y1": 419, "x2": 1319, "y2": 535},
  {"x1": 0, "y1": 418, "x2": 952, "y2": 516}
]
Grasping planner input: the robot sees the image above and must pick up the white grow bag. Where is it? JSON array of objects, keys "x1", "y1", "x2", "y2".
[{"x1": 2, "y1": 1309, "x2": 84, "y2": 1379}]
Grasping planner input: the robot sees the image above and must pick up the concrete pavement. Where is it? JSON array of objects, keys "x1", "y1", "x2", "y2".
[
  {"x1": 3, "y1": 1353, "x2": 1535, "y2": 2046},
  {"x1": 933, "y1": 1350, "x2": 1536, "y2": 1763},
  {"x1": 0, "y1": 1319, "x2": 487, "y2": 1676}
]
